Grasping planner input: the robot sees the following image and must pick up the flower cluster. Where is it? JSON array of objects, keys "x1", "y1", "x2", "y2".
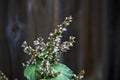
[
  {"x1": 0, "y1": 70, "x2": 8, "y2": 80},
  {"x1": 71, "y1": 70, "x2": 85, "y2": 80},
  {"x1": 22, "y1": 16, "x2": 74, "y2": 67},
  {"x1": 22, "y1": 16, "x2": 84, "y2": 80}
]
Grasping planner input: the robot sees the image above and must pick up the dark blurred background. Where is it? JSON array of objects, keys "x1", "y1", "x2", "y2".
[{"x1": 0, "y1": 0, "x2": 120, "y2": 80}]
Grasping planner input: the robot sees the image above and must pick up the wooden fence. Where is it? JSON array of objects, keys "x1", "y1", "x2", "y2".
[{"x1": 0, "y1": 0, "x2": 120, "y2": 80}]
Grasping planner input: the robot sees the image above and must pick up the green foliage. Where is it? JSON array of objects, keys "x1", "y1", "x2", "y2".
[
  {"x1": 51, "y1": 63, "x2": 74, "y2": 79},
  {"x1": 24, "y1": 65, "x2": 36, "y2": 80},
  {"x1": 24, "y1": 63, "x2": 74, "y2": 80}
]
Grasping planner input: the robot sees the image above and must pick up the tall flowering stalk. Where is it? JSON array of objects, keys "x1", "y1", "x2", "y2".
[{"x1": 22, "y1": 16, "x2": 84, "y2": 80}]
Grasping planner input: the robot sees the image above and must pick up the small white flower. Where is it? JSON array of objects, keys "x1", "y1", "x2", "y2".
[
  {"x1": 63, "y1": 28, "x2": 67, "y2": 31},
  {"x1": 35, "y1": 46, "x2": 40, "y2": 50},
  {"x1": 68, "y1": 16, "x2": 72, "y2": 20},
  {"x1": 50, "y1": 33, "x2": 53, "y2": 36},
  {"x1": 26, "y1": 61, "x2": 30, "y2": 64},
  {"x1": 53, "y1": 47, "x2": 59, "y2": 52},
  {"x1": 22, "y1": 63, "x2": 25, "y2": 67},
  {"x1": 31, "y1": 61, "x2": 35, "y2": 64},
  {"x1": 66, "y1": 23, "x2": 70, "y2": 25},
  {"x1": 69, "y1": 20, "x2": 72, "y2": 22},
  {"x1": 65, "y1": 17, "x2": 68, "y2": 20},
  {"x1": 80, "y1": 75, "x2": 84, "y2": 79},
  {"x1": 59, "y1": 27, "x2": 62, "y2": 30},
  {"x1": 24, "y1": 47, "x2": 29, "y2": 53},
  {"x1": 73, "y1": 74, "x2": 76, "y2": 77},
  {"x1": 48, "y1": 37, "x2": 50, "y2": 40},
  {"x1": 28, "y1": 52, "x2": 32, "y2": 55},
  {"x1": 21, "y1": 41, "x2": 27, "y2": 47},
  {"x1": 46, "y1": 61, "x2": 50, "y2": 66},
  {"x1": 58, "y1": 24, "x2": 62, "y2": 27},
  {"x1": 55, "y1": 38, "x2": 61, "y2": 43},
  {"x1": 69, "y1": 43, "x2": 73, "y2": 46},
  {"x1": 56, "y1": 43, "x2": 59, "y2": 46},
  {"x1": 34, "y1": 40, "x2": 39, "y2": 45}
]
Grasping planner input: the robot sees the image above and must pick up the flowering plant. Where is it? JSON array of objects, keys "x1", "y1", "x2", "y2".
[{"x1": 22, "y1": 16, "x2": 84, "y2": 80}]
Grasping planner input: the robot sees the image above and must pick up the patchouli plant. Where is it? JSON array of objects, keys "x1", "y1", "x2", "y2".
[{"x1": 22, "y1": 16, "x2": 85, "y2": 80}]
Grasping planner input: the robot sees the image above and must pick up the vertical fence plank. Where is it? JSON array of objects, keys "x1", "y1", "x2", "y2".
[
  {"x1": 0, "y1": 0, "x2": 12, "y2": 79},
  {"x1": 116, "y1": 1, "x2": 120, "y2": 79},
  {"x1": 6, "y1": 0, "x2": 24, "y2": 79},
  {"x1": 5, "y1": 0, "x2": 31, "y2": 79},
  {"x1": 29, "y1": 0, "x2": 54, "y2": 39},
  {"x1": 80, "y1": 0, "x2": 107, "y2": 80}
]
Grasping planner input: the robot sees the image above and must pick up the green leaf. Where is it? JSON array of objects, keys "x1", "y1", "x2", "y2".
[
  {"x1": 39, "y1": 74, "x2": 68, "y2": 80},
  {"x1": 51, "y1": 63, "x2": 74, "y2": 80},
  {"x1": 24, "y1": 65, "x2": 36, "y2": 80},
  {"x1": 39, "y1": 63, "x2": 73, "y2": 80},
  {"x1": 51, "y1": 74, "x2": 69, "y2": 80},
  {"x1": 24, "y1": 63, "x2": 73, "y2": 80}
]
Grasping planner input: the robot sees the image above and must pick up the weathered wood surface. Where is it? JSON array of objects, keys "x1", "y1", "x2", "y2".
[{"x1": 0, "y1": 0, "x2": 120, "y2": 80}]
